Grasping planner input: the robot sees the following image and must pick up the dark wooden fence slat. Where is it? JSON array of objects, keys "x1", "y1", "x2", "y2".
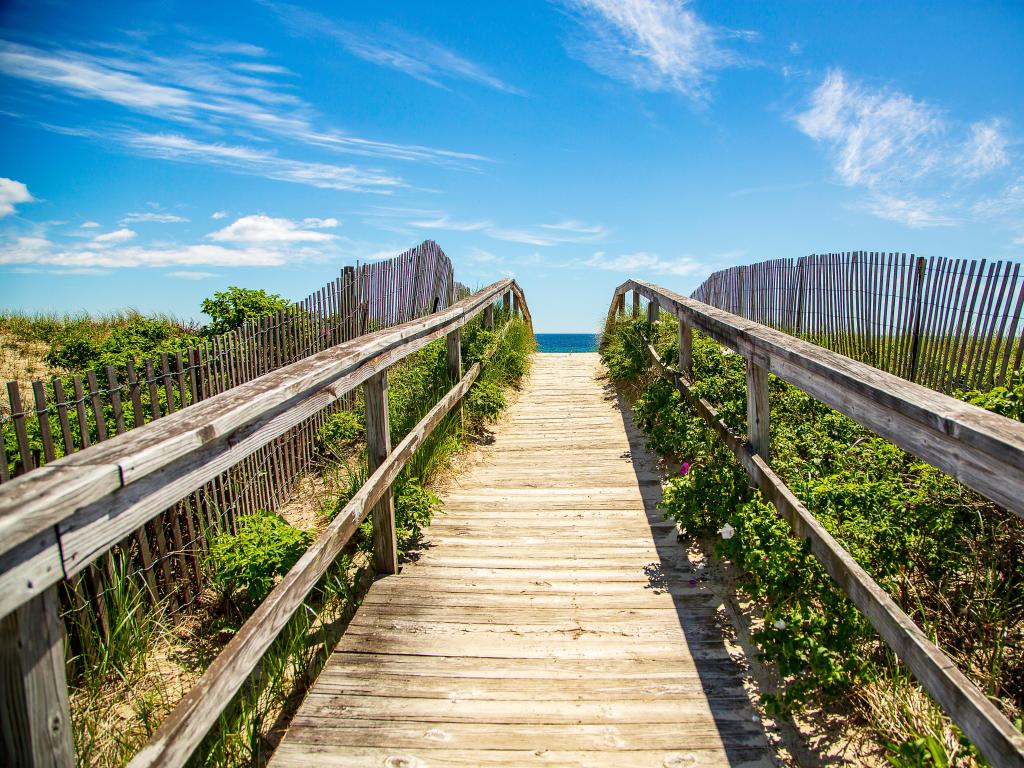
[
  {"x1": 32, "y1": 381, "x2": 55, "y2": 464},
  {"x1": 7, "y1": 382, "x2": 35, "y2": 475}
]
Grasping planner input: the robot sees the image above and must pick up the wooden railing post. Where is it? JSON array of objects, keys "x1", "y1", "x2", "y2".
[
  {"x1": 0, "y1": 585, "x2": 74, "y2": 767},
  {"x1": 447, "y1": 329, "x2": 461, "y2": 383},
  {"x1": 632, "y1": 289, "x2": 640, "y2": 317},
  {"x1": 364, "y1": 371, "x2": 398, "y2": 574},
  {"x1": 502, "y1": 291, "x2": 511, "y2": 315},
  {"x1": 907, "y1": 255, "x2": 927, "y2": 383},
  {"x1": 745, "y1": 358, "x2": 770, "y2": 462},
  {"x1": 679, "y1": 320, "x2": 692, "y2": 378},
  {"x1": 647, "y1": 297, "x2": 659, "y2": 324},
  {"x1": 484, "y1": 303, "x2": 494, "y2": 330}
]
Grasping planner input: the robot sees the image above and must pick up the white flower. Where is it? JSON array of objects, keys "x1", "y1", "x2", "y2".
[
  {"x1": 720, "y1": 523, "x2": 734, "y2": 540},
  {"x1": 774, "y1": 619, "x2": 786, "y2": 630}
]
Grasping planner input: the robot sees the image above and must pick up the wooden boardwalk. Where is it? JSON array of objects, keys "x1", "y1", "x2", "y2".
[{"x1": 271, "y1": 353, "x2": 772, "y2": 767}]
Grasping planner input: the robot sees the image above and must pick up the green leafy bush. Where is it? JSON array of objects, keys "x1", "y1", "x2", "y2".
[
  {"x1": 601, "y1": 313, "x2": 1024, "y2": 754},
  {"x1": 317, "y1": 409, "x2": 365, "y2": 453},
  {"x1": 45, "y1": 316, "x2": 197, "y2": 373},
  {"x1": 395, "y1": 478, "x2": 440, "y2": 549},
  {"x1": 466, "y1": 380, "x2": 506, "y2": 421},
  {"x1": 206, "y1": 511, "x2": 313, "y2": 610},
  {"x1": 201, "y1": 286, "x2": 291, "y2": 336}
]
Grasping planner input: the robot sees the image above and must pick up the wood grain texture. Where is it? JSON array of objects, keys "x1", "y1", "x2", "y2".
[
  {"x1": 641, "y1": 337, "x2": 1024, "y2": 768},
  {"x1": 616, "y1": 279, "x2": 1024, "y2": 522},
  {"x1": 270, "y1": 354, "x2": 771, "y2": 768},
  {"x1": 0, "y1": 586, "x2": 74, "y2": 767}
]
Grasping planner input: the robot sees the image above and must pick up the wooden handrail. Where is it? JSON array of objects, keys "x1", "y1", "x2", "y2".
[
  {"x1": 608, "y1": 281, "x2": 1024, "y2": 768},
  {"x1": 130, "y1": 357, "x2": 487, "y2": 768},
  {"x1": 614, "y1": 279, "x2": 1024, "y2": 520},
  {"x1": 0, "y1": 278, "x2": 525, "y2": 620},
  {"x1": 0, "y1": 279, "x2": 531, "y2": 767}
]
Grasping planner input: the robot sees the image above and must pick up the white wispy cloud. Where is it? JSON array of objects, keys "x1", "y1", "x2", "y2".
[
  {"x1": 0, "y1": 235, "x2": 307, "y2": 268},
  {"x1": 863, "y1": 194, "x2": 957, "y2": 228},
  {"x1": 796, "y1": 68, "x2": 1016, "y2": 227},
  {"x1": 211, "y1": 210, "x2": 228, "y2": 220},
  {"x1": 302, "y1": 217, "x2": 339, "y2": 228},
  {"x1": 487, "y1": 219, "x2": 608, "y2": 246},
  {"x1": 166, "y1": 270, "x2": 218, "y2": 279},
  {"x1": 0, "y1": 36, "x2": 487, "y2": 189},
  {"x1": 959, "y1": 119, "x2": 1010, "y2": 178},
  {"x1": 79, "y1": 220, "x2": 101, "y2": 228},
  {"x1": 264, "y1": 2, "x2": 523, "y2": 95},
  {"x1": 0, "y1": 177, "x2": 34, "y2": 218},
  {"x1": 466, "y1": 247, "x2": 501, "y2": 263},
  {"x1": 582, "y1": 250, "x2": 704, "y2": 276},
  {"x1": 92, "y1": 227, "x2": 137, "y2": 244},
  {"x1": 120, "y1": 212, "x2": 189, "y2": 224},
  {"x1": 208, "y1": 214, "x2": 338, "y2": 243},
  {"x1": 410, "y1": 215, "x2": 492, "y2": 232},
  {"x1": 124, "y1": 132, "x2": 403, "y2": 193},
  {"x1": 559, "y1": 0, "x2": 752, "y2": 102},
  {"x1": 362, "y1": 207, "x2": 608, "y2": 247}
]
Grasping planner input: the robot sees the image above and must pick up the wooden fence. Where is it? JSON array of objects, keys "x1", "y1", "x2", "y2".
[
  {"x1": 0, "y1": 239, "x2": 463, "y2": 661},
  {"x1": 691, "y1": 252, "x2": 1024, "y2": 394},
  {"x1": 609, "y1": 282, "x2": 1024, "y2": 768},
  {"x1": 0, "y1": 274, "x2": 530, "y2": 766}
]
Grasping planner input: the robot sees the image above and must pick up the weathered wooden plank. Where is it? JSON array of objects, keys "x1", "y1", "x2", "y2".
[
  {"x1": 616, "y1": 280, "x2": 1024, "y2": 520},
  {"x1": 364, "y1": 370, "x2": 397, "y2": 575},
  {"x1": 0, "y1": 279, "x2": 518, "y2": 592},
  {"x1": 270, "y1": 355, "x2": 766, "y2": 767},
  {"x1": 0, "y1": 586, "x2": 74, "y2": 767},
  {"x1": 127, "y1": 356, "x2": 485, "y2": 768},
  {"x1": 643, "y1": 335, "x2": 1024, "y2": 768}
]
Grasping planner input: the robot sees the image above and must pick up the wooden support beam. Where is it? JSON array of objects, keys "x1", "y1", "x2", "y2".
[
  {"x1": 502, "y1": 291, "x2": 511, "y2": 315},
  {"x1": 644, "y1": 340, "x2": 1024, "y2": 768},
  {"x1": 447, "y1": 329, "x2": 462, "y2": 384},
  {"x1": 745, "y1": 358, "x2": 770, "y2": 463},
  {"x1": 647, "y1": 297, "x2": 659, "y2": 324},
  {"x1": 632, "y1": 289, "x2": 640, "y2": 317},
  {"x1": 679, "y1": 321, "x2": 692, "y2": 378},
  {"x1": 364, "y1": 371, "x2": 397, "y2": 575},
  {"x1": 484, "y1": 304, "x2": 494, "y2": 330},
  {"x1": 127, "y1": 360, "x2": 485, "y2": 768},
  {"x1": 0, "y1": 586, "x2": 74, "y2": 767}
]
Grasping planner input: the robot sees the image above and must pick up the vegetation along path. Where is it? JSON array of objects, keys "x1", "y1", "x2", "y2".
[{"x1": 271, "y1": 353, "x2": 772, "y2": 767}]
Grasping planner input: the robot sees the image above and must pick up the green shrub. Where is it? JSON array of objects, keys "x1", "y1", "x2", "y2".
[
  {"x1": 466, "y1": 380, "x2": 505, "y2": 421},
  {"x1": 45, "y1": 316, "x2": 197, "y2": 373},
  {"x1": 395, "y1": 478, "x2": 440, "y2": 549},
  {"x1": 602, "y1": 314, "x2": 1024, "y2": 748},
  {"x1": 206, "y1": 511, "x2": 313, "y2": 611},
  {"x1": 600, "y1": 317, "x2": 655, "y2": 381},
  {"x1": 317, "y1": 410, "x2": 365, "y2": 453},
  {"x1": 201, "y1": 286, "x2": 291, "y2": 336}
]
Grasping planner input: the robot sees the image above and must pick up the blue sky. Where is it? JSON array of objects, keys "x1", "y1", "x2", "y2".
[{"x1": 1, "y1": 1, "x2": 1022, "y2": 332}]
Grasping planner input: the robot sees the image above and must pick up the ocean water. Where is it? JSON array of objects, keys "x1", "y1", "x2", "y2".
[{"x1": 536, "y1": 333, "x2": 598, "y2": 353}]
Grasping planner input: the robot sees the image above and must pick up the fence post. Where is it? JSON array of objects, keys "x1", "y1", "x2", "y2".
[
  {"x1": 447, "y1": 328, "x2": 463, "y2": 433},
  {"x1": 647, "y1": 296, "x2": 659, "y2": 324},
  {"x1": 502, "y1": 291, "x2": 511, "y2": 316},
  {"x1": 632, "y1": 289, "x2": 640, "y2": 317},
  {"x1": 679, "y1": 320, "x2": 693, "y2": 378},
  {"x1": 447, "y1": 329, "x2": 462, "y2": 384},
  {"x1": 793, "y1": 258, "x2": 806, "y2": 336},
  {"x1": 907, "y1": 256, "x2": 927, "y2": 383},
  {"x1": 746, "y1": 359, "x2": 770, "y2": 462},
  {"x1": 0, "y1": 585, "x2": 75, "y2": 767},
  {"x1": 484, "y1": 303, "x2": 494, "y2": 330},
  {"x1": 364, "y1": 371, "x2": 398, "y2": 575}
]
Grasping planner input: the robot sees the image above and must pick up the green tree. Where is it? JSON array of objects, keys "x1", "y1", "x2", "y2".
[{"x1": 201, "y1": 286, "x2": 291, "y2": 336}]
